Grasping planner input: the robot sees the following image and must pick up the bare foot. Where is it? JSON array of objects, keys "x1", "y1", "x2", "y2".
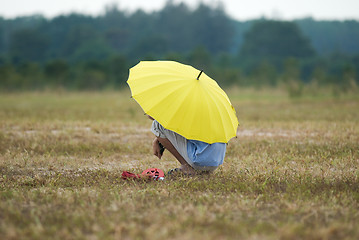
[{"x1": 179, "y1": 165, "x2": 196, "y2": 175}]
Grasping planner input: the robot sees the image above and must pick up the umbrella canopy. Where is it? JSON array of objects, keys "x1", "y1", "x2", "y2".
[{"x1": 127, "y1": 60, "x2": 238, "y2": 144}]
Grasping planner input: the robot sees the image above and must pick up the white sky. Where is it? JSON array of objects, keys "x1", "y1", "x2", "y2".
[{"x1": 0, "y1": 0, "x2": 358, "y2": 21}]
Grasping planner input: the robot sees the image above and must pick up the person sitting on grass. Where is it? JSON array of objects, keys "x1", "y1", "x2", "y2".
[{"x1": 148, "y1": 115, "x2": 226, "y2": 175}]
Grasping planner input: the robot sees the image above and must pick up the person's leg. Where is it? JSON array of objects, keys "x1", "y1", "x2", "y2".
[
  {"x1": 157, "y1": 137, "x2": 195, "y2": 174},
  {"x1": 151, "y1": 120, "x2": 202, "y2": 174}
]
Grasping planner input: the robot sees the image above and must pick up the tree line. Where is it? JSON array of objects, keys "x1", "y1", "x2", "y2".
[{"x1": 0, "y1": 1, "x2": 358, "y2": 93}]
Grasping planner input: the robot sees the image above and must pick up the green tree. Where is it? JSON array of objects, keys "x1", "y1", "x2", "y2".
[
  {"x1": 131, "y1": 35, "x2": 168, "y2": 59},
  {"x1": 101, "y1": 5, "x2": 129, "y2": 52},
  {"x1": 0, "y1": 63, "x2": 22, "y2": 90},
  {"x1": 240, "y1": 20, "x2": 315, "y2": 70},
  {"x1": 0, "y1": 19, "x2": 5, "y2": 55},
  {"x1": 104, "y1": 28, "x2": 129, "y2": 52},
  {"x1": 164, "y1": 52, "x2": 186, "y2": 63},
  {"x1": 44, "y1": 59, "x2": 70, "y2": 87},
  {"x1": 127, "y1": 10, "x2": 155, "y2": 52},
  {"x1": 214, "y1": 53, "x2": 242, "y2": 86},
  {"x1": 188, "y1": 46, "x2": 212, "y2": 72},
  {"x1": 71, "y1": 39, "x2": 113, "y2": 62},
  {"x1": 17, "y1": 62, "x2": 44, "y2": 89},
  {"x1": 9, "y1": 28, "x2": 49, "y2": 62},
  {"x1": 76, "y1": 70, "x2": 107, "y2": 90},
  {"x1": 156, "y1": 1, "x2": 192, "y2": 53},
  {"x1": 73, "y1": 60, "x2": 108, "y2": 90},
  {"x1": 340, "y1": 64, "x2": 357, "y2": 92},
  {"x1": 310, "y1": 66, "x2": 327, "y2": 86},
  {"x1": 62, "y1": 24, "x2": 99, "y2": 57},
  {"x1": 107, "y1": 55, "x2": 129, "y2": 88},
  {"x1": 249, "y1": 60, "x2": 277, "y2": 87},
  {"x1": 296, "y1": 18, "x2": 359, "y2": 56},
  {"x1": 190, "y1": 3, "x2": 234, "y2": 54},
  {"x1": 281, "y1": 58, "x2": 303, "y2": 98}
]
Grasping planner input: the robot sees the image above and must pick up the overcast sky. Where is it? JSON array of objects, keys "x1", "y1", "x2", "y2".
[{"x1": 0, "y1": 0, "x2": 358, "y2": 21}]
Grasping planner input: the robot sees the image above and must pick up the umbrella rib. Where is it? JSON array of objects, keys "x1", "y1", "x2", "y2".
[
  {"x1": 145, "y1": 82, "x2": 192, "y2": 125},
  {"x1": 163, "y1": 83, "x2": 195, "y2": 131},
  {"x1": 130, "y1": 77, "x2": 186, "y2": 97},
  {"x1": 206, "y1": 88, "x2": 228, "y2": 142},
  {"x1": 205, "y1": 86, "x2": 237, "y2": 142}
]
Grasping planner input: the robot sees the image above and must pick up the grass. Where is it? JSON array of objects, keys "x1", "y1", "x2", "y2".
[{"x1": 0, "y1": 89, "x2": 358, "y2": 239}]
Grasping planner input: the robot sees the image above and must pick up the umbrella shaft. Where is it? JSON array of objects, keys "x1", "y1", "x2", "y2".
[{"x1": 197, "y1": 70, "x2": 203, "y2": 80}]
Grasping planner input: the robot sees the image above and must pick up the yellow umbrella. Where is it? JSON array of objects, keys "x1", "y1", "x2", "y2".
[{"x1": 127, "y1": 60, "x2": 238, "y2": 144}]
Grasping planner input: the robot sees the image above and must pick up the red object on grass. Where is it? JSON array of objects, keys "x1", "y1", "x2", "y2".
[
  {"x1": 141, "y1": 168, "x2": 165, "y2": 180},
  {"x1": 121, "y1": 168, "x2": 165, "y2": 181},
  {"x1": 121, "y1": 171, "x2": 141, "y2": 180}
]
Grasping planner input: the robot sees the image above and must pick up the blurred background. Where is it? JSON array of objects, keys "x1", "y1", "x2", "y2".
[{"x1": 0, "y1": 0, "x2": 358, "y2": 96}]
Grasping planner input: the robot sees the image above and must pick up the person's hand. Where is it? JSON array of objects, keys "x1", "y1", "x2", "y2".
[{"x1": 152, "y1": 138, "x2": 162, "y2": 159}]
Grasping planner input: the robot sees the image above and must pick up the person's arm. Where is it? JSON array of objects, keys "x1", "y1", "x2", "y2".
[{"x1": 152, "y1": 138, "x2": 164, "y2": 159}]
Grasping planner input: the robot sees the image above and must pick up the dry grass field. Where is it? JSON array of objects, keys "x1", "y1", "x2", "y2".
[{"x1": 0, "y1": 89, "x2": 358, "y2": 239}]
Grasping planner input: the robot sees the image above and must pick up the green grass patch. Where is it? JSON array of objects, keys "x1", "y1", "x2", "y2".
[{"x1": 0, "y1": 89, "x2": 358, "y2": 239}]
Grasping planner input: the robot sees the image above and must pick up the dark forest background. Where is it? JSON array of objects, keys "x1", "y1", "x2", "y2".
[{"x1": 0, "y1": 1, "x2": 358, "y2": 94}]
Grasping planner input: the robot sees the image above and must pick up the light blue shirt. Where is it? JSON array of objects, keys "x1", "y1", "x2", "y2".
[{"x1": 186, "y1": 140, "x2": 226, "y2": 167}]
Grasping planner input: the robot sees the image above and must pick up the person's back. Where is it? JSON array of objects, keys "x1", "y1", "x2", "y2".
[{"x1": 186, "y1": 140, "x2": 226, "y2": 171}]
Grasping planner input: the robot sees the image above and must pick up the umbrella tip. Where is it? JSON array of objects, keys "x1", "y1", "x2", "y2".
[{"x1": 197, "y1": 70, "x2": 203, "y2": 80}]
